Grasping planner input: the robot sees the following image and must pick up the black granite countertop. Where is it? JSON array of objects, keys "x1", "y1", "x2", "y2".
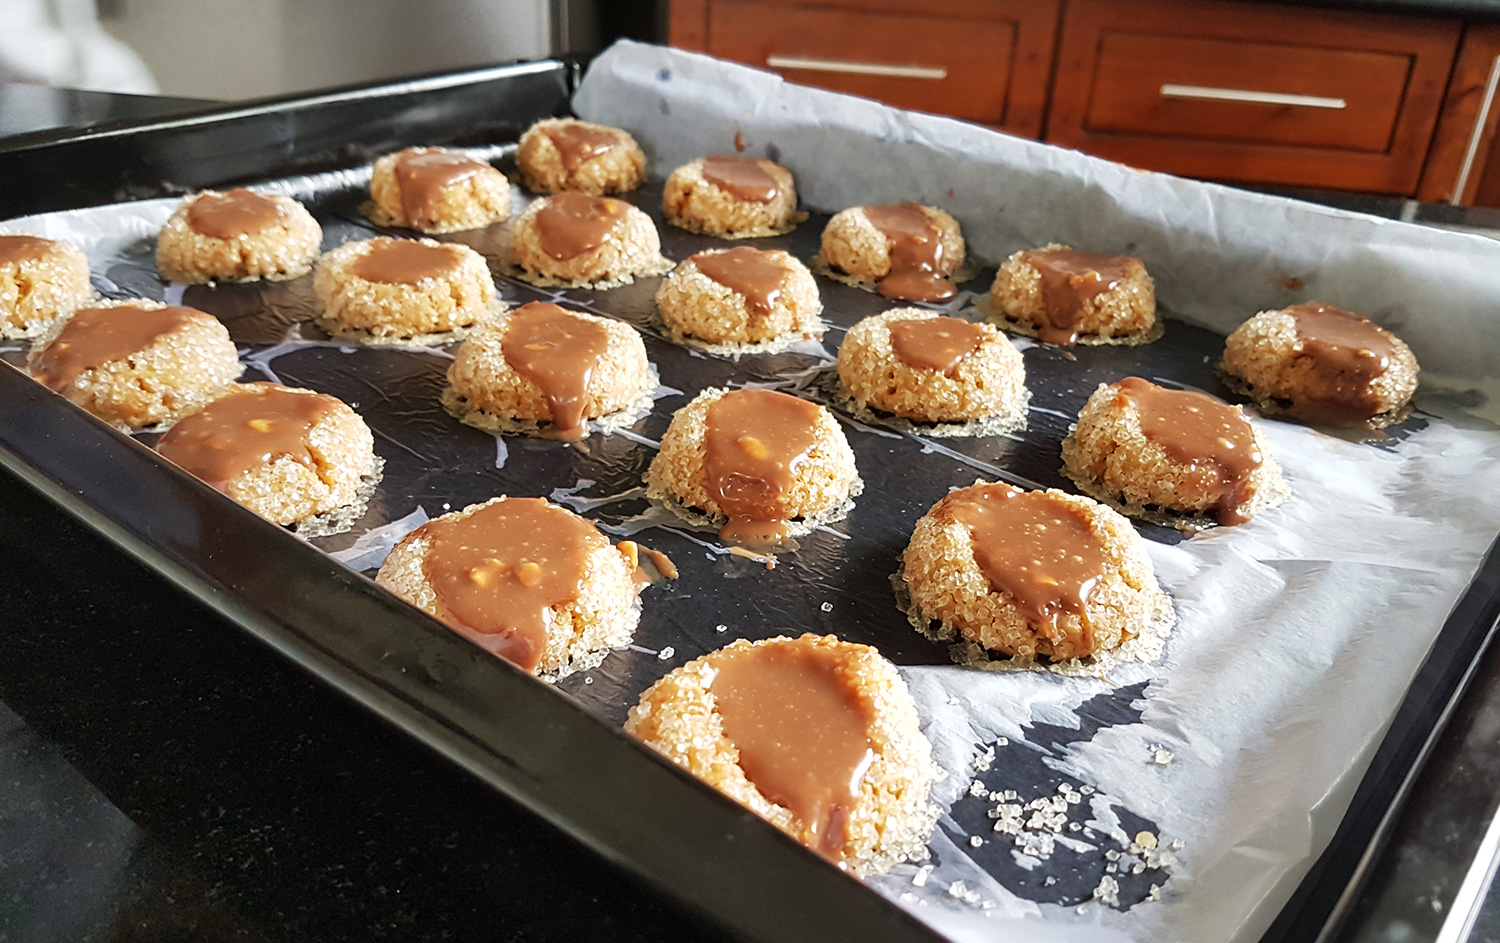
[{"x1": 5, "y1": 83, "x2": 1500, "y2": 943}]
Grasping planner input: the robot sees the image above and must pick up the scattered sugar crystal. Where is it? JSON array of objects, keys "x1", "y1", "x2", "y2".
[
  {"x1": 947, "y1": 881, "x2": 968, "y2": 899},
  {"x1": 1106, "y1": 850, "x2": 1120, "y2": 861},
  {"x1": 1151, "y1": 746, "x2": 1175, "y2": 765},
  {"x1": 820, "y1": 601, "x2": 833, "y2": 612},
  {"x1": 1170, "y1": 839, "x2": 1185, "y2": 851},
  {"x1": 657, "y1": 646, "x2": 675, "y2": 661},
  {"x1": 1003, "y1": 789, "x2": 1018, "y2": 801},
  {"x1": 1076, "y1": 907, "x2": 1087, "y2": 915},
  {"x1": 1105, "y1": 863, "x2": 1117, "y2": 873},
  {"x1": 1080, "y1": 785, "x2": 1095, "y2": 795},
  {"x1": 1133, "y1": 862, "x2": 1146, "y2": 874},
  {"x1": 948, "y1": 696, "x2": 961, "y2": 705},
  {"x1": 969, "y1": 779, "x2": 988, "y2": 797},
  {"x1": 963, "y1": 889, "x2": 981, "y2": 905},
  {"x1": 715, "y1": 624, "x2": 728, "y2": 633},
  {"x1": 1147, "y1": 884, "x2": 1162, "y2": 902},
  {"x1": 969, "y1": 835, "x2": 984, "y2": 848},
  {"x1": 900, "y1": 892, "x2": 918, "y2": 904},
  {"x1": 1134, "y1": 831, "x2": 1158, "y2": 852},
  {"x1": 996, "y1": 737, "x2": 1009, "y2": 747},
  {"x1": 1044, "y1": 875, "x2": 1057, "y2": 886},
  {"x1": 442, "y1": 502, "x2": 451, "y2": 510},
  {"x1": 1093, "y1": 875, "x2": 1120, "y2": 907},
  {"x1": 911, "y1": 864, "x2": 934, "y2": 887},
  {"x1": 974, "y1": 748, "x2": 995, "y2": 772},
  {"x1": 1068, "y1": 822, "x2": 1082, "y2": 832},
  {"x1": 584, "y1": 676, "x2": 594, "y2": 685},
  {"x1": 1058, "y1": 782, "x2": 1073, "y2": 793}
]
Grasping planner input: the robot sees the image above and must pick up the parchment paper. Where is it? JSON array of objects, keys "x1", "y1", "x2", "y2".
[{"x1": 572, "y1": 42, "x2": 1500, "y2": 943}]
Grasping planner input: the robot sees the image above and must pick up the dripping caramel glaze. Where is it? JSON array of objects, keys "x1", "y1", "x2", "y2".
[
  {"x1": 535, "y1": 191, "x2": 625, "y2": 261},
  {"x1": 1020, "y1": 248, "x2": 1136, "y2": 345},
  {"x1": 393, "y1": 148, "x2": 487, "y2": 230},
  {"x1": 500, "y1": 302, "x2": 610, "y2": 440},
  {"x1": 861, "y1": 203, "x2": 955, "y2": 302},
  {"x1": 543, "y1": 123, "x2": 620, "y2": 175},
  {"x1": 1287, "y1": 302, "x2": 1400, "y2": 422},
  {"x1": 888, "y1": 316, "x2": 987, "y2": 375},
  {"x1": 707, "y1": 637, "x2": 877, "y2": 859},
  {"x1": 417, "y1": 497, "x2": 604, "y2": 673},
  {"x1": 937, "y1": 485, "x2": 1106, "y2": 652},
  {"x1": 1113, "y1": 377, "x2": 1261, "y2": 525},
  {"x1": 692, "y1": 247, "x2": 790, "y2": 317},
  {"x1": 704, "y1": 389, "x2": 821, "y2": 545},
  {"x1": 33, "y1": 305, "x2": 197, "y2": 392},
  {"x1": 157, "y1": 384, "x2": 343, "y2": 489}
]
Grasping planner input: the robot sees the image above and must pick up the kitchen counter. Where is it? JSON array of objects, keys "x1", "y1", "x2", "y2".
[{"x1": 4, "y1": 82, "x2": 1500, "y2": 943}]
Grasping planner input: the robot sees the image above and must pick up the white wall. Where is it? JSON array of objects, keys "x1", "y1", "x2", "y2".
[{"x1": 102, "y1": 0, "x2": 550, "y2": 101}]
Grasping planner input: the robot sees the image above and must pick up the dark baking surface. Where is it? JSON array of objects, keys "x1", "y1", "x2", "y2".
[
  {"x1": 5, "y1": 77, "x2": 1500, "y2": 943},
  {"x1": 0, "y1": 84, "x2": 215, "y2": 142}
]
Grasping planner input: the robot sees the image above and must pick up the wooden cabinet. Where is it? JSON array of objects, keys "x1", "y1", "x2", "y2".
[
  {"x1": 1046, "y1": 0, "x2": 1459, "y2": 195},
  {"x1": 668, "y1": 0, "x2": 1061, "y2": 137},
  {"x1": 1418, "y1": 24, "x2": 1500, "y2": 205},
  {"x1": 669, "y1": 0, "x2": 1500, "y2": 205}
]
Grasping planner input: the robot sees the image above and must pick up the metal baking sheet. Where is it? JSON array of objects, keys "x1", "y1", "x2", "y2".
[{"x1": 4, "y1": 51, "x2": 1500, "y2": 943}]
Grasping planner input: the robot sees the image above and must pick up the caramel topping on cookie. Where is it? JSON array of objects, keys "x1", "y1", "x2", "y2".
[
  {"x1": 701, "y1": 155, "x2": 780, "y2": 204},
  {"x1": 936, "y1": 484, "x2": 1106, "y2": 651},
  {"x1": 1114, "y1": 376, "x2": 1260, "y2": 525},
  {"x1": 32, "y1": 304, "x2": 196, "y2": 391},
  {"x1": 544, "y1": 122, "x2": 621, "y2": 175},
  {"x1": 692, "y1": 247, "x2": 790, "y2": 317},
  {"x1": 157, "y1": 384, "x2": 343, "y2": 489},
  {"x1": 1020, "y1": 248, "x2": 1136, "y2": 345},
  {"x1": 704, "y1": 389, "x2": 821, "y2": 545},
  {"x1": 349, "y1": 239, "x2": 458, "y2": 285},
  {"x1": 394, "y1": 148, "x2": 488, "y2": 230},
  {"x1": 187, "y1": 189, "x2": 284, "y2": 239},
  {"x1": 535, "y1": 192, "x2": 625, "y2": 261},
  {"x1": 707, "y1": 636, "x2": 877, "y2": 859},
  {"x1": 416, "y1": 497, "x2": 603, "y2": 672},
  {"x1": 500, "y1": 302, "x2": 611, "y2": 441},
  {"x1": 1288, "y1": 302, "x2": 1400, "y2": 422},
  {"x1": 888, "y1": 316, "x2": 987, "y2": 375},
  {"x1": 862, "y1": 203, "x2": 956, "y2": 303}
]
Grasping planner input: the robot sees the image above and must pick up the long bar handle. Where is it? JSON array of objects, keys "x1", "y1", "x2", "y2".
[
  {"x1": 1451, "y1": 54, "x2": 1500, "y2": 205},
  {"x1": 1159, "y1": 83, "x2": 1346, "y2": 110},
  {"x1": 766, "y1": 55, "x2": 947, "y2": 81}
]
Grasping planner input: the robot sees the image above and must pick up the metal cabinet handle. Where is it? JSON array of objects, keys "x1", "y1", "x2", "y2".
[
  {"x1": 1451, "y1": 54, "x2": 1500, "y2": 205},
  {"x1": 1159, "y1": 84, "x2": 1347, "y2": 109},
  {"x1": 765, "y1": 55, "x2": 947, "y2": 81}
]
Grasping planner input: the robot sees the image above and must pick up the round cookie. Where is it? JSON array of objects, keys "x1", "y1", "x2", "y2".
[
  {"x1": 655, "y1": 246, "x2": 822, "y2": 349},
  {"x1": 819, "y1": 203, "x2": 964, "y2": 302},
  {"x1": 156, "y1": 189, "x2": 322, "y2": 283},
  {"x1": 156, "y1": 381, "x2": 378, "y2": 532},
  {"x1": 368, "y1": 146, "x2": 512, "y2": 234},
  {"x1": 509, "y1": 191, "x2": 669, "y2": 288},
  {"x1": 1221, "y1": 302, "x2": 1419, "y2": 427},
  {"x1": 1, "y1": 233, "x2": 93, "y2": 339},
  {"x1": 444, "y1": 301, "x2": 655, "y2": 440},
  {"x1": 901, "y1": 483, "x2": 1170, "y2": 662},
  {"x1": 626, "y1": 633, "x2": 937, "y2": 877},
  {"x1": 990, "y1": 244, "x2": 1157, "y2": 346},
  {"x1": 837, "y1": 309, "x2": 1027, "y2": 434},
  {"x1": 376, "y1": 496, "x2": 641, "y2": 677},
  {"x1": 516, "y1": 118, "x2": 646, "y2": 195},
  {"x1": 314, "y1": 236, "x2": 498, "y2": 342},
  {"x1": 647, "y1": 387, "x2": 860, "y2": 546},
  {"x1": 662, "y1": 155, "x2": 803, "y2": 238},
  {"x1": 27, "y1": 299, "x2": 241, "y2": 430},
  {"x1": 1062, "y1": 377, "x2": 1289, "y2": 526}
]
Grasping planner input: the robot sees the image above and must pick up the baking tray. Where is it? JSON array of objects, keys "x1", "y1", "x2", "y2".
[{"x1": 2, "y1": 57, "x2": 1499, "y2": 943}]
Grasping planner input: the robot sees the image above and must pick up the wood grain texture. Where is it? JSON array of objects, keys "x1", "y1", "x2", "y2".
[
  {"x1": 669, "y1": 0, "x2": 1060, "y2": 138},
  {"x1": 1046, "y1": 0, "x2": 1460, "y2": 194},
  {"x1": 1417, "y1": 24, "x2": 1500, "y2": 205}
]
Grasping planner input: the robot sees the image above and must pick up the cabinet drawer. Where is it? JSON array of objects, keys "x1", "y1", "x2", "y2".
[
  {"x1": 673, "y1": 0, "x2": 1060, "y2": 137},
  {"x1": 1047, "y1": 0, "x2": 1460, "y2": 194}
]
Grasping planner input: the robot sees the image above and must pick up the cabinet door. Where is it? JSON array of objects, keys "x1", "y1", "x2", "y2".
[
  {"x1": 1046, "y1": 0, "x2": 1460, "y2": 194},
  {"x1": 669, "y1": 0, "x2": 1060, "y2": 138},
  {"x1": 1417, "y1": 25, "x2": 1500, "y2": 207}
]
